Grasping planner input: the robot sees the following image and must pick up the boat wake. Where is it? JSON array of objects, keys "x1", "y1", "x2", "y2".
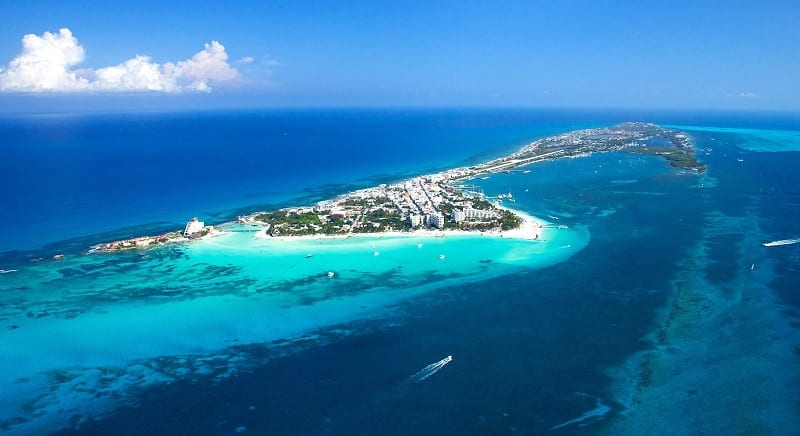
[
  {"x1": 762, "y1": 238, "x2": 800, "y2": 247},
  {"x1": 409, "y1": 355, "x2": 453, "y2": 383},
  {"x1": 0, "y1": 269, "x2": 18, "y2": 274},
  {"x1": 549, "y1": 393, "x2": 611, "y2": 431}
]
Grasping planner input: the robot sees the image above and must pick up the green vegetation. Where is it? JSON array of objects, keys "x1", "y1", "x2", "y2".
[
  {"x1": 255, "y1": 210, "x2": 325, "y2": 236},
  {"x1": 442, "y1": 220, "x2": 460, "y2": 230},
  {"x1": 255, "y1": 211, "x2": 321, "y2": 226},
  {"x1": 320, "y1": 216, "x2": 346, "y2": 235},
  {"x1": 626, "y1": 146, "x2": 706, "y2": 173},
  {"x1": 499, "y1": 210, "x2": 522, "y2": 230},
  {"x1": 340, "y1": 196, "x2": 392, "y2": 207},
  {"x1": 471, "y1": 198, "x2": 493, "y2": 210},
  {"x1": 358, "y1": 208, "x2": 410, "y2": 232}
]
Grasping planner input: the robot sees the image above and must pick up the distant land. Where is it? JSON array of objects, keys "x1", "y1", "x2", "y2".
[{"x1": 92, "y1": 122, "x2": 703, "y2": 253}]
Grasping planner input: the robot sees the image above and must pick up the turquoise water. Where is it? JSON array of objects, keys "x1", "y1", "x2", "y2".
[
  {"x1": 2, "y1": 110, "x2": 800, "y2": 434},
  {"x1": 664, "y1": 124, "x2": 800, "y2": 152},
  {"x1": 0, "y1": 211, "x2": 587, "y2": 433}
]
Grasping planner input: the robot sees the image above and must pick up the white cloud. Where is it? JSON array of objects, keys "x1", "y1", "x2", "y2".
[
  {"x1": 725, "y1": 91, "x2": 759, "y2": 99},
  {"x1": 262, "y1": 58, "x2": 281, "y2": 67},
  {"x1": 178, "y1": 41, "x2": 238, "y2": 82},
  {"x1": 93, "y1": 56, "x2": 180, "y2": 92},
  {"x1": 0, "y1": 28, "x2": 239, "y2": 93},
  {"x1": 238, "y1": 56, "x2": 255, "y2": 64}
]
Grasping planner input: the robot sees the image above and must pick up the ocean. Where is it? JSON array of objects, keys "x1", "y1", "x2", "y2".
[{"x1": 1, "y1": 108, "x2": 799, "y2": 434}]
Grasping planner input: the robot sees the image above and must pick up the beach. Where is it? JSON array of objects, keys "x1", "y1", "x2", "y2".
[
  {"x1": 2, "y1": 110, "x2": 798, "y2": 435},
  {"x1": 252, "y1": 208, "x2": 544, "y2": 242}
]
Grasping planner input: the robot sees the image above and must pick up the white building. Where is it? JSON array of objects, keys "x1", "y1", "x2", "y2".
[
  {"x1": 464, "y1": 208, "x2": 497, "y2": 220},
  {"x1": 408, "y1": 214, "x2": 424, "y2": 228},
  {"x1": 452, "y1": 209, "x2": 466, "y2": 223},
  {"x1": 183, "y1": 217, "x2": 205, "y2": 237},
  {"x1": 427, "y1": 212, "x2": 444, "y2": 229}
]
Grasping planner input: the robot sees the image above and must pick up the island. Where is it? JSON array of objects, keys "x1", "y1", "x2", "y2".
[{"x1": 90, "y1": 122, "x2": 703, "y2": 252}]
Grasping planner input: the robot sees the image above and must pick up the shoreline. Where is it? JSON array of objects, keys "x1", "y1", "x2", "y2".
[
  {"x1": 82, "y1": 121, "x2": 694, "y2": 255},
  {"x1": 249, "y1": 208, "x2": 545, "y2": 243}
]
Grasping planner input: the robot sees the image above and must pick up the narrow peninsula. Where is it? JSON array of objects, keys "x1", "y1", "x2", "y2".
[{"x1": 91, "y1": 122, "x2": 703, "y2": 252}]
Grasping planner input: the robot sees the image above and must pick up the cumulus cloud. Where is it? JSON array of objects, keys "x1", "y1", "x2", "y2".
[{"x1": 0, "y1": 28, "x2": 240, "y2": 93}]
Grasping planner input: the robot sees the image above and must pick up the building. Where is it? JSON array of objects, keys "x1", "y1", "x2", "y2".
[
  {"x1": 426, "y1": 212, "x2": 444, "y2": 229},
  {"x1": 464, "y1": 208, "x2": 497, "y2": 220},
  {"x1": 183, "y1": 217, "x2": 205, "y2": 237},
  {"x1": 452, "y1": 209, "x2": 466, "y2": 223},
  {"x1": 408, "y1": 214, "x2": 424, "y2": 228}
]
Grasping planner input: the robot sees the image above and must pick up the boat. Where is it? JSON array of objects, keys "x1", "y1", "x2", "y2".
[
  {"x1": 438, "y1": 254, "x2": 445, "y2": 259},
  {"x1": 305, "y1": 253, "x2": 313, "y2": 258},
  {"x1": 417, "y1": 243, "x2": 423, "y2": 248},
  {"x1": 327, "y1": 271, "x2": 335, "y2": 278},
  {"x1": 763, "y1": 239, "x2": 800, "y2": 247},
  {"x1": 373, "y1": 251, "x2": 380, "y2": 256}
]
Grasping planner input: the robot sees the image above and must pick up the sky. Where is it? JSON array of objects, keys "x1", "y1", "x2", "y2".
[{"x1": 0, "y1": 0, "x2": 798, "y2": 112}]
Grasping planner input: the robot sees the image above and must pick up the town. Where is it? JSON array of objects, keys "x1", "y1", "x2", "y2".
[
  {"x1": 242, "y1": 175, "x2": 521, "y2": 237},
  {"x1": 91, "y1": 122, "x2": 702, "y2": 250},
  {"x1": 240, "y1": 122, "x2": 702, "y2": 237}
]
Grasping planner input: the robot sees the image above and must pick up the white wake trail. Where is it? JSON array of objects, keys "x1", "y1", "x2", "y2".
[
  {"x1": 409, "y1": 355, "x2": 453, "y2": 383},
  {"x1": 763, "y1": 238, "x2": 800, "y2": 247},
  {"x1": 549, "y1": 393, "x2": 611, "y2": 431}
]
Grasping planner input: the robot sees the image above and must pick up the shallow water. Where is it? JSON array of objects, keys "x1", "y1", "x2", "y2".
[
  {"x1": 0, "y1": 208, "x2": 588, "y2": 433},
  {"x1": 2, "y1": 111, "x2": 800, "y2": 434}
]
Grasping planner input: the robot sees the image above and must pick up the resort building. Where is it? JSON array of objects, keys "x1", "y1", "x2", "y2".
[
  {"x1": 183, "y1": 217, "x2": 205, "y2": 237},
  {"x1": 464, "y1": 208, "x2": 497, "y2": 220},
  {"x1": 427, "y1": 212, "x2": 444, "y2": 229},
  {"x1": 408, "y1": 214, "x2": 424, "y2": 228}
]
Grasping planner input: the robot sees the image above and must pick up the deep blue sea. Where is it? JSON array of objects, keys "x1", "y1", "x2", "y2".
[{"x1": 1, "y1": 108, "x2": 799, "y2": 434}]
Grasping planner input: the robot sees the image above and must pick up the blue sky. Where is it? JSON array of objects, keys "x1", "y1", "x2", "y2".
[{"x1": 1, "y1": 0, "x2": 798, "y2": 111}]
